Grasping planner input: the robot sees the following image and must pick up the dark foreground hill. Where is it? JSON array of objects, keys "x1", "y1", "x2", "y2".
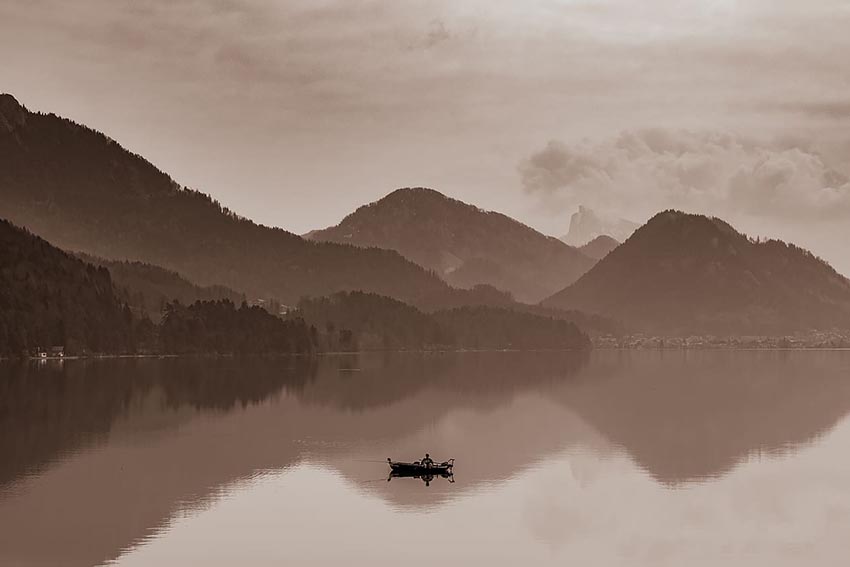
[
  {"x1": 0, "y1": 217, "x2": 317, "y2": 357},
  {"x1": 307, "y1": 187, "x2": 595, "y2": 303},
  {"x1": 0, "y1": 94, "x2": 460, "y2": 307},
  {"x1": 159, "y1": 299, "x2": 314, "y2": 355},
  {"x1": 0, "y1": 219, "x2": 140, "y2": 355},
  {"x1": 0, "y1": 213, "x2": 590, "y2": 356},
  {"x1": 543, "y1": 210, "x2": 850, "y2": 335}
]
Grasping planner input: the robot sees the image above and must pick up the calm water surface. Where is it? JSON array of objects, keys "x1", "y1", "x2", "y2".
[{"x1": 2, "y1": 350, "x2": 850, "y2": 566}]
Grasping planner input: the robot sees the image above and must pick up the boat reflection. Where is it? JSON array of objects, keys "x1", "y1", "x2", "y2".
[{"x1": 388, "y1": 470, "x2": 455, "y2": 487}]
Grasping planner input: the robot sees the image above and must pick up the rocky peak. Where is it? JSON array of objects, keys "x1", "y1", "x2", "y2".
[{"x1": 561, "y1": 205, "x2": 638, "y2": 246}]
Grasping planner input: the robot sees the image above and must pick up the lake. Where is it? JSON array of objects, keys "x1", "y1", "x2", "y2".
[{"x1": 2, "y1": 350, "x2": 850, "y2": 566}]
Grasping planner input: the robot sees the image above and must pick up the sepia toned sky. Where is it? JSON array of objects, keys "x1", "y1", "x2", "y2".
[{"x1": 1, "y1": 0, "x2": 849, "y2": 272}]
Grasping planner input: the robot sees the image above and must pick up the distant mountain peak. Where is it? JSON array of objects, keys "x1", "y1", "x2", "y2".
[
  {"x1": 642, "y1": 209, "x2": 713, "y2": 230},
  {"x1": 647, "y1": 208, "x2": 720, "y2": 225},
  {"x1": 365, "y1": 187, "x2": 478, "y2": 213},
  {"x1": 385, "y1": 186, "x2": 446, "y2": 199},
  {"x1": 578, "y1": 235, "x2": 619, "y2": 260},
  {"x1": 635, "y1": 209, "x2": 751, "y2": 248},
  {"x1": 0, "y1": 93, "x2": 27, "y2": 133},
  {"x1": 309, "y1": 187, "x2": 595, "y2": 303}
]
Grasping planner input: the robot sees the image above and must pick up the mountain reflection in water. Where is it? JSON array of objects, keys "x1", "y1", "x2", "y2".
[{"x1": 1, "y1": 350, "x2": 849, "y2": 566}]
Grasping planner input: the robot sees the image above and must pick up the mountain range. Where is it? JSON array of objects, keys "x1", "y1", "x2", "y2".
[
  {"x1": 307, "y1": 187, "x2": 595, "y2": 302},
  {"x1": 4, "y1": 92, "x2": 849, "y2": 338},
  {"x1": 0, "y1": 94, "x2": 461, "y2": 308},
  {"x1": 544, "y1": 210, "x2": 850, "y2": 335},
  {"x1": 1, "y1": 215, "x2": 590, "y2": 355}
]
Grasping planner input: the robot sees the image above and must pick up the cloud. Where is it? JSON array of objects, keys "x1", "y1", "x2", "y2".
[
  {"x1": 518, "y1": 140, "x2": 600, "y2": 195},
  {"x1": 519, "y1": 130, "x2": 850, "y2": 225},
  {"x1": 2, "y1": 0, "x2": 849, "y2": 263}
]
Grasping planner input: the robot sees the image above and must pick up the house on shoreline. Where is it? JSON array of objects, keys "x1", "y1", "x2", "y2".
[{"x1": 33, "y1": 346, "x2": 65, "y2": 359}]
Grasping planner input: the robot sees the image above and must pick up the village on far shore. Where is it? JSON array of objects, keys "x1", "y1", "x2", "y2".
[{"x1": 595, "y1": 330, "x2": 850, "y2": 350}]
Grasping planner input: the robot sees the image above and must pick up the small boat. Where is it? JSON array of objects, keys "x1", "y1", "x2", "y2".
[{"x1": 387, "y1": 457, "x2": 454, "y2": 476}]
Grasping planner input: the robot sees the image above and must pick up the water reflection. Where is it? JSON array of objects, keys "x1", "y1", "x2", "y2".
[
  {"x1": 0, "y1": 350, "x2": 848, "y2": 566},
  {"x1": 559, "y1": 351, "x2": 850, "y2": 484}
]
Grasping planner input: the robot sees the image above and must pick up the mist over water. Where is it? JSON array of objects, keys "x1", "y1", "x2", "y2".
[{"x1": 2, "y1": 350, "x2": 850, "y2": 566}]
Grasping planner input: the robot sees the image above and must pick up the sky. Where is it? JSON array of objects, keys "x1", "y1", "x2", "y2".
[{"x1": 1, "y1": 0, "x2": 849, "y2": 272}]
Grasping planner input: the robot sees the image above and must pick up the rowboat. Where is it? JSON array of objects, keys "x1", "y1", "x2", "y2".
[{"x1": 387, "y1": 457, "x2": 454, "y2": 476}]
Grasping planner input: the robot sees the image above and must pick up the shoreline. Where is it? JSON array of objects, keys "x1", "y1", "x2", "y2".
[
  {"x1": 4, "y1": 347, "x2": 589, "y2": 362},
  {"x1": 5, "y1": 345, "x2": 850, "y2": 363},
  {"x1": 592, "y1": 346, "x2": 850, "y2": 352}
]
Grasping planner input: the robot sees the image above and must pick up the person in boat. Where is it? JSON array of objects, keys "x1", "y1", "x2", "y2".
[{"x1": 421, "y1": 453, "x2": 434, "y2": 468}]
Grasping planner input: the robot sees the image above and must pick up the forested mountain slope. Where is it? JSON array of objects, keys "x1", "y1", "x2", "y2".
[
  {"x1": 544, "y1": 211, "x2": 850, "y2": 335},
  {"x1": 77, "y1": 254, "x2": 245, "y2": 321},
  {"x1": 0, "y1": 219, "x2": 139, "y2": 355},
  {"x1": 0, "y1": 94, "x2": 454, "y2": 306}
]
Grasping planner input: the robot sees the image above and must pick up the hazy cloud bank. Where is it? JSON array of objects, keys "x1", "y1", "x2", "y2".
[{"x1": 520, "y1": 130, "x2": 850, "y2": 226}]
